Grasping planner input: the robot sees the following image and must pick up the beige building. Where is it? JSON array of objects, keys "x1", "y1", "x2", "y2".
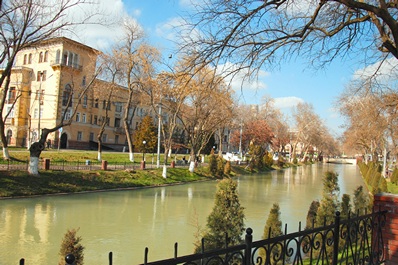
[{"x1": 2, "y1": 37, "x2": 155, "y2": 151}]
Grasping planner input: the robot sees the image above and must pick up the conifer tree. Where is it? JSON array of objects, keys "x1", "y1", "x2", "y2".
[
  {"x1": 133, "y1": 116, "x2": 157, "y2": 154},
  {"x1": 195, "y1": 178, "x2": 245, "y2": 252},
  {"x1": 208, "y1": 154, "x2": 217, "y2": 176},
  {"x1": 353, "y1": 186, "x2": 369, "y2": 216},
  {"x1": 340, "y1": 194, "x2": 352, "y2": 219},
  {"x1": 305, "y1": 200, "x2": 320, "y2": 229},
  {"x1": 224, "y1": 160, "x2": 231, "y2": 175},
  {"x1": 59, "y1": 228, "x2": 84, "y2": 265},
  {"x1": 259, "y1": 203, "x2": 284, "y2": 265},
  {"x1": 216, "y1": 155, "x2": 224, "y2": 177},
  {"x1": 316, "y1": 171, "x2": 340, "y2": 226}
]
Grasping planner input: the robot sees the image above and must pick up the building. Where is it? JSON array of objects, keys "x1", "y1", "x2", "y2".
[{"x1": 2, "y1": 37, "x2": 158, "y2": 151}]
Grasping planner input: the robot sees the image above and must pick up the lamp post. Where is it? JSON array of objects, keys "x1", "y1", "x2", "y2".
[
  {"x1": 141, "y1": 140, "x2": 146, "y2": 170},
  {"x1": 37, "y1": 71, "x2": 43, "y2": 138},
  {"x1": 156, "y1": 103, "x2": 161, "y2": 168}
]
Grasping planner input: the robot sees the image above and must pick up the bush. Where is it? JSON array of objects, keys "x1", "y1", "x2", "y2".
[
  {"x1": 208, "y1": 154, "x2": 217, "y2": 176},
  {"x1": 224, "y1": 160, "x2": 231, "y2": 175},
  {"x1": 59, "y1": 228, "x2": 84, "y2": 265},
  {"x1": 216, "y1": 155, "x2": 224, "y2": 177}
]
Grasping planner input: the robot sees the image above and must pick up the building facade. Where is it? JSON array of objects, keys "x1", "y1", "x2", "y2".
[{"x1": 2, "y1": 37, "x2": 159, "y2": 151}]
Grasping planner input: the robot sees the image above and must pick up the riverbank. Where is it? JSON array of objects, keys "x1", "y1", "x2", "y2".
[{"x1": 0, "y1": 167, "x2": 217, "y2": 198}]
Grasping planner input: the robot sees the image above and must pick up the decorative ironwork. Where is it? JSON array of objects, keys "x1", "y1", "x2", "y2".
[{"x1": 142, "y1": 210, "x2": 387, "y2": 265}]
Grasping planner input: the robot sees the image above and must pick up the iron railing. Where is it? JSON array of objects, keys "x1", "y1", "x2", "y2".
[
  {"x1": 19, "y1": 210, "x2": 386, "y2": 265},
  {"x1": 0, "y1": 159, "x2": 190, "y2": 171},
  {"x1": 140, "y1": 210, "x2": 386, "y2": 265}
]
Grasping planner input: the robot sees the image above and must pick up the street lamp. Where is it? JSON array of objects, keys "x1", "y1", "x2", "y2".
[
  {"x1": 156, "y1": 103, "x2": 161, "y2": 168},
  {"x1": 142, "y1": 140, "x2": 146, "y2": 161},
  {"x1": 141, "y1": 140, "x2": 146, "y2": 170}
]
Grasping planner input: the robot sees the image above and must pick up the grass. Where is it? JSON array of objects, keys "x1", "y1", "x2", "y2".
[
  {"x1": 1, "y1": 148, "x2": 184, "y2": 163},
  {"x1": 0, "y1": 167, "x2": 214, "y2": 198}
]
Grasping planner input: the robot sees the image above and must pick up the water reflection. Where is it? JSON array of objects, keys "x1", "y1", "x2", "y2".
[{"x1": 0, "y1": 164, "x2": 364, "y2": 264}]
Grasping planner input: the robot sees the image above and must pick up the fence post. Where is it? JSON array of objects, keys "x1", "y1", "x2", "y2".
[
  {"x1": 245, "y1": 228, "x2": 253, "y2": 265},
  {"x1": 109, "y1": 252, "x2": 113, "y2": 265},
  {"x1": 19, "y1": 258, "x2": 24, "y2": 265},
  {"x1": 332, "y1": 211, "x2": 341, "y2": 265}
]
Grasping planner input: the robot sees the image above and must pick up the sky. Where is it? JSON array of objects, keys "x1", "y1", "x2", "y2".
[{"x1": 68, "y1": 0, "x2": 371, "y2": 137}]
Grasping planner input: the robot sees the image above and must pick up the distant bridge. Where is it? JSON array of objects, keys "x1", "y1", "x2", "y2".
[{"x1": 324, "y1": 157, "x2": 357, "y2": 164}]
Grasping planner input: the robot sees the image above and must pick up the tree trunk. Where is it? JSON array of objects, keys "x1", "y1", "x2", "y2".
[
  {"x1": 189, "y1": 150, "x2": 196, "y2": 173},
  {"x1": 0, "y1": 119, "x2": 10, "y2": 159},
  {"x1": 29, "y1": 141, "x2": 45, "y2": 175},
  {"x1": 162, "y1": 164, "x2": 167, "y2": 178},
  {"x1": 2, "y1": 147, "x2": 10, "y2": 160},
  {"x1": 97, "y1": 138, "x2": 102, "y2": 162}
]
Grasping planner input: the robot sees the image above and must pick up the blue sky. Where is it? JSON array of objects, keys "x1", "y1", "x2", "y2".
[{"x1": 70, "y1": 0, "x2": 369, "y2": 137}]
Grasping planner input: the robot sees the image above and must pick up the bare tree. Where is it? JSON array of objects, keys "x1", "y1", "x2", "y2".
[
  {"x1": 111, "y1": 20, "x2": 160, "y2": 162},
  {"x1": 182, "y1": 0, "x2": 398, "y2": 79},
  {"x1": 0, "y1": 0, "x2": 100, "y2": 159},
  {"x1": 178, "y1": 63, "x2": 235, "y2": 172}
]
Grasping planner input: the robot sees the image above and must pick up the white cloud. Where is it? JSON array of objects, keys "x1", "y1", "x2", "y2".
[
  {"x1": 352, "y1": 57, "x2": 398, "y2": 84},
  {"x1": 62, "y1": 0, "x2": 134, "y2": 50},
  {"x1": 273, "y1": 97, "x2": 304, "y2": 109},
  {"x1": 216, "y1": 62, "x2": 270, "y2": 92}
]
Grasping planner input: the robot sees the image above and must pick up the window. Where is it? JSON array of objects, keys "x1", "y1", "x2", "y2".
[
  {"x1": 56, "y1": 50, "x2": 61, "y2": 64},
  {"x1": 34, "y1": 109, "x2": 38, "y2": 119},
  {"x1": 115, "y1": 135, "x2": 119, "y2": 144},
  {"x1": 23, "y1": 54, "x2": 27, "y2": 65},
  {"x1": 93, "y1": 115, "x2": 98, "y2": 125},
  {"x1": 65, "y1": 109, "x2": 71, "y2": 120},
  {"x1": 89, "y1": 132, "x2": 94, "y2": 141},
  {"x1": 68, "y1": 52, "x2": 73, "y2": 66},
  {"x1": 114, "y1": 118, "x2": 121, "y2": 128},
  {"x1": 44, "y1": 51, "x2": 48, "y2": 62},
  {"x1": 115, "y1": 103, "x2": 122, "y2": 112},
  {"x1": 76, "y1": 113, "x2": 80, "y2": 122},
  {"x1": 82, "y1": 95, "x2": 88, "y2": 108},
  {"x1": 82, "y1": 113, "x2": 86, "y2": 123},
  {"x1": 102, "y1": 134, "x2": 107, "y2": 143},
  {"x1": 61, "y1": 109, "x2": 72, "y2": 120},
  {"x1": 36, "y1": 71, "x2": 46, "y2": 82},
  {"x1": 77, "y1": 131, "x2": 83, "y2": 141},
  {"x1": 106, "y1": 117, "x2": 110, "y2": 126},
  {"x1": 62, "y1": 84, "x2": 72, "y2": 107},
  {"x1": 7, "y1": 87, "x2": 16, "y2": 103},
  {"x1": 82, "y1": 76, "x2": 86, "y2": 86},
  {"x1": 28, "y1": 53, "x2": 32, "y2": 64},
  {"x1": 6, "y1": 106, "x2": 14, "y2": 118},
  {"x1": 102, "y1": 100, "x2": 107, "y2": 109},
  {"x1": 62, "y1": 52, "x2": 68, "y2": 65},
  {"x1": 39, "y1": 52, "x2": 43, "y2": 63},
  {"x1": 94, "y1": 98, "x2": 98, "y2": 108}
]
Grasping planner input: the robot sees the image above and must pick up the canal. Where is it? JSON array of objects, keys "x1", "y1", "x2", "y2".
[{"x1": 0, "y1": 163, "x2": 364, "y2": 264}]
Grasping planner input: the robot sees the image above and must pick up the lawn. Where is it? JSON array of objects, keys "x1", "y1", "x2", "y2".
[
  {"x1": 1, "y1": 148, "x2": 189, "y2": 164},
  {"x1": 0, "y1": 167, "x2": 214, "y2": 198}
]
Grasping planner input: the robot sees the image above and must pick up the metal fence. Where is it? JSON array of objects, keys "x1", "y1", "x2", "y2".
[
  {"x1": 19, "y1": 210, "x2": 387, "y2": 265},
  {"x1": 0, "y1": 159, "x2": 191, "y2": 171}
]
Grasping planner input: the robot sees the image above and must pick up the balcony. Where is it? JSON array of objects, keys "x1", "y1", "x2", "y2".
[
  {"x1": 51, "y1": 59, "x2": 82, "y2": 71},
  {"x1": 5, "y1": 118, "x2": 14, "y2": 125},
  {"x1": 113, "y1": 127, "x2": 124, "y2": 134}
]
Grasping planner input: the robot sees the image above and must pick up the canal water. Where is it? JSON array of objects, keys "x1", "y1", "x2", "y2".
[{"x1": 0, "y1": 163, "x2": 364, "y2": 264}]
